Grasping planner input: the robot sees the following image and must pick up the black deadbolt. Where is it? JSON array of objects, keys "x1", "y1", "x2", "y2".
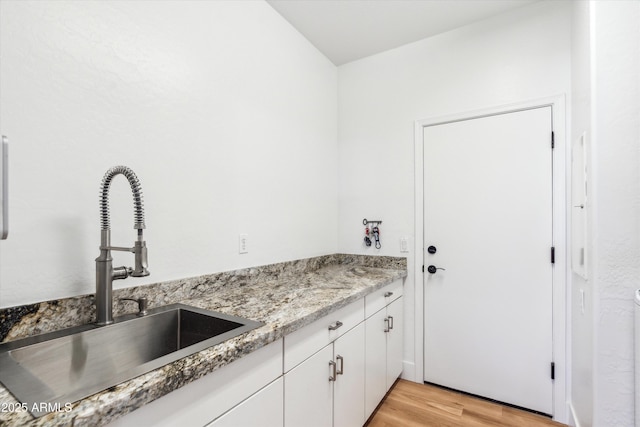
[{"x1": 427, "y1": 245, "x2": 437, "y2": 254}]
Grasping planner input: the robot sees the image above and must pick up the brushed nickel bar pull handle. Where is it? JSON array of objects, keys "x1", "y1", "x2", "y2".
[
  {"x1": 384, "y1": 317, "x2": 390, "y2": 333},
  {"x1": 336, "y1": 355, "x2": 344, "y2": 375},
  {"x1": 388, "y1": 316, "x2": 394, "y2": 330},
  {"x1": 329, "y1": 360, "x2": 337, "y2": 381},
  {"x1": 328, "y1": 320, "x2": 343, "y2": 331},
  {"x1": 384, "y1": 291, "x2": 393, "y2": 297},
  {"x1": 1, "y1": 136, "x2": 8, "y2": 240}
]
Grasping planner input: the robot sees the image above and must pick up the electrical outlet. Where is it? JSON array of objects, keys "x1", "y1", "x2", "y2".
[
  {"x1": 400, "y1": 237, "x2": 409, "y2": 253},
  {"x1": 239, "y1": 234, "x2": 248, "y2": 254}
]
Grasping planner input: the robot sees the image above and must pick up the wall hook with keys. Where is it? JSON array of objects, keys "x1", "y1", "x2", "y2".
[
  {"x1": 362, "y1": 219, "x2": 382, "y2": 248},
  {"x1": 372, "y1": 226, "x2": 381, "y2": 249}
]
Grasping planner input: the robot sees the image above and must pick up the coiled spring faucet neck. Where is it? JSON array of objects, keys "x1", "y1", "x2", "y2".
[
  {"x1": 95, "y1": 166, "x2": 150, "y2": 326},
  {"x1": 99, "y1": 165, "x2": 145, "y2": 231}
]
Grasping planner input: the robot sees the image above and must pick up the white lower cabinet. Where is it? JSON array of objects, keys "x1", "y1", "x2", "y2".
[
  {"x1": 284, "y1": 344, "x2": 334, "y2": 427},
  {"x1": 333, "y1": 322, "x2": 365, "y2": 427},
  {"x1": 364, "y1": 281, "x2": 404, "y2": 420},
  {"x1": 364, "y1": 307, "x2": 387, "y2": 418},
  {"x1": 284, "y1": 303, "x2": 366, "y2": 427},
  {"x1": 385, "y1": 298, "x2": 403, "y2": 389},
  {"x1": 207, "y1": 378, "x2": 283, "y2": 427}
]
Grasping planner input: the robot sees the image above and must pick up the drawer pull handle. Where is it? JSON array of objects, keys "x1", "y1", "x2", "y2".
[
  {"x1": 336, "y1": 355, "x2": 344, "y2": 375},
  {"x1": 384, "y1": 317, "x2": 390, "y2": 333},
  {"x1": 1, "y1": 136, "x2": 8, "y2": 240},
  {"x1": 328, "y1": 321, "x2": 343, "y2": 331},
  {"x1": 388, "y1": 316, "x2": 394, "y2": 330},
  {"x1": 384, "y1": 291, "x2": 393, "y2": 297},
  {"x1": 329, "y1": 360, "x2": 337, "y2": 381}
]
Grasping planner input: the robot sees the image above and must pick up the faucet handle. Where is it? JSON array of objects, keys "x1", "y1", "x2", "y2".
[{"x1": 120, "y1": 297, "x2": 148, "y2": 316}]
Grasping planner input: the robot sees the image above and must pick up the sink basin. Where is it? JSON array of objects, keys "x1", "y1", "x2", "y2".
[{"x1": 0, "y1": 304, "x2": 263, "y2": 417}]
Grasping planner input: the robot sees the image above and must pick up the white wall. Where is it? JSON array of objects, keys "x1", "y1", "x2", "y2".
[
  {"x1": 591, "y1": 1, "x2": 640, "y2": 426},
  {"x1": 0, "y1": 0, "x2": 338, "y2": 308},
  {"x1": 569, "y1": 3, "x2": 640, "y2": 426},
  {"x1": 337, "y1": 0, "x2": 571, "y2": 405},
  {"x1": 570, "y1": 1, "x2": 594, "y2": 425}
]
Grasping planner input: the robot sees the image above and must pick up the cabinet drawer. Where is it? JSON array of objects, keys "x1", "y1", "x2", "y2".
[
  {"x1": 284, "y1": 299, "x2": 364, "y2": 372},
  {"x1": 364, "y1": 279, "x2": 403, "y2": 318},
  {"x1": 108, "y1": 339, "x2": 283, "y2": 427},
  {"x1": 207, "y1": 378, "x2": 283, "y2": 427}
]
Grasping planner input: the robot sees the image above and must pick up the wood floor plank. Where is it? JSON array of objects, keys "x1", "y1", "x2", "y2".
[
  {"x1": 389, "y1": 382, "x2": 464, "y2": 417},
  {"x1": 365, "y1": 380, "x2": 567, "y2": 427},
  {"x1": 501, "y1": 406, "x2": 567, "y2": 427}
]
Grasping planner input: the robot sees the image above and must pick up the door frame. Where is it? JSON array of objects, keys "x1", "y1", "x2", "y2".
[{"x1": 413, "y1": 96, "x2": 567, "y2": 423}]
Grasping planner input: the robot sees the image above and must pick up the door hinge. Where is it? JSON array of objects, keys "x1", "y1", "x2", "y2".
[
  {"x1": 422, "y1": 265, "x2": 425, "y2": 273},
  {"x1": 551, "y1": 131, "x2": 555, "y2": 149},
  {"x1": 551, "y1": 362, "x2": 555, "y2": 380},
  {"x1": 551, "y1": 247, "x2": 555, "y2": 264}
]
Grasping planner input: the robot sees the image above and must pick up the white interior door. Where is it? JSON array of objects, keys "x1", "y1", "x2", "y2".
[{"x1": 423, "y1": 107, "x2": 553, "y2": 415}]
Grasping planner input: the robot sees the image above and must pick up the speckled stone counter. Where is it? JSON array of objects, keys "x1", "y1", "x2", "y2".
[{"x1": 0, "y1": 254, "x2": 406, "y2": 426}]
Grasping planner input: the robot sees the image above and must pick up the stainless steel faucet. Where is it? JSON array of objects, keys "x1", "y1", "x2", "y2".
[{"x1": 95, "y1": 166, "x2": 149, "y2": 326}]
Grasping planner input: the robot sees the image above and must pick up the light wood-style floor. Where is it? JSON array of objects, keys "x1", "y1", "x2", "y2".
[{"x1": 365, "y1": 380, "x2": 567, "y2": 427}]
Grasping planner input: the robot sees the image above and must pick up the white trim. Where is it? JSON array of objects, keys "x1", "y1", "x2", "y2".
[
  {"x1": 568, "y1": 401, "x2": 581, "y2": 427},
  {"x1": 401, "y1": 360, "x2": 415, "y2": 381},
  {"x1": 413, "y1": 95, "x2": 568, "y2": 423}
]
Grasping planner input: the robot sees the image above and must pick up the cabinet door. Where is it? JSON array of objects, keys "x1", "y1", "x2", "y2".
[
  {"x1": 207, "y1": 378, "x2": 283, "y2": 427},
  {"x1": 386, "y1": 297, "x2": 403, "y2": 390},
  {"x1": 364, "y1": 308, "x2": 387, "y2": 419},
  {"x1": 333, "y1": 322, "x2": 365, "y2": 427},
  {"x1": 284, "y1": 344, "x2": 333, "y2": 427}
]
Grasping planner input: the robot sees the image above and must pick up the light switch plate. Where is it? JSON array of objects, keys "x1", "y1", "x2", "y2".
[
  {"x1": 239, "y1": 234, "x2": 248, "y2": 254},
  {"x1": 400, "y1": 237, "x2": 409, "y2": 253}
]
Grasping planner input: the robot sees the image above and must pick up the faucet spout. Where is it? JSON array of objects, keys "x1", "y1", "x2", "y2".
[{"x1": 95, "y1": 166, "x2": 149, "y2": 326}]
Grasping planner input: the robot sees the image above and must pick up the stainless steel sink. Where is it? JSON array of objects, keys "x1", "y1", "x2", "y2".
[{"x1": 0, "y1": 304, "x2": 263, "y2": 417}]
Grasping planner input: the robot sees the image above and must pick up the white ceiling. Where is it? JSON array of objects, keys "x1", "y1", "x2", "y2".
[{"x1": 267, "y1": 0, "x2": 539, "y2": 65}]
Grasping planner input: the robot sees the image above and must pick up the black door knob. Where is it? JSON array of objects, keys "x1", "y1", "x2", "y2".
[
  {"x1": 427, "y1": 265, "x2": 446, "y2": 274},
  {"x1": 427, "y1": 245, "x2": 437, "y2": 254}
]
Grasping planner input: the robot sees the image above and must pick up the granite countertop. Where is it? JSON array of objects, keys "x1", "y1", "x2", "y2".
[{"x1": 0, "y1": 254, "x2": 407, "y2": 426}]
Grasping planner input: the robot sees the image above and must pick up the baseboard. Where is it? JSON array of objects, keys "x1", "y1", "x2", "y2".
[
  {"x1": 400, "y1": 360, "x2": 416, "y2": 382},
  {"x1": 567, "y1": 402, "x2": 580, "y2": 427}
]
